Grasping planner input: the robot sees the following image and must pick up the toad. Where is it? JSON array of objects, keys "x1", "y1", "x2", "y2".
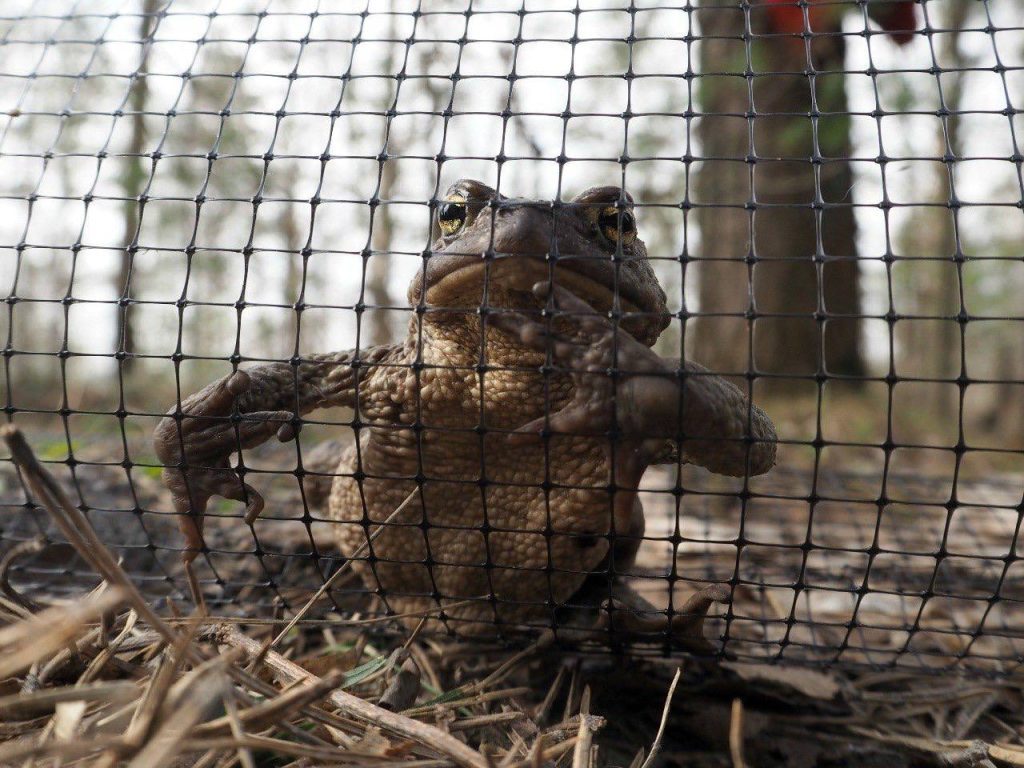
[{"x1": 154, "y1": 180, "x2": 776, "y2": 643}]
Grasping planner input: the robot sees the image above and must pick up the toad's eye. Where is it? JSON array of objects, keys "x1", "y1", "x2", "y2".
[
  {"x1": 438, "y1": 200, "x2": 467, "y2": 236},
  {"x1": 598, "y1": 206, "x2": 637, "y2": 246}
]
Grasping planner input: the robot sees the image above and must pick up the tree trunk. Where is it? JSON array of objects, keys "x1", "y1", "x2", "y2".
[
  {"x1": 117, "y1": 0, "x2": 159, "y2": 378},
  {"x1": 279, "y1": 184, "x2": 308, "y2": 360},
  {"x1": 363, "y1": 14, "x2": 400, "y2": 348},
  {"x1": 693, "y1": 2, "x2": 863, "y2": 380},
  {"x1": 899, "y1": 0, "x2": 967, "y2": 427},
  {"x1": 366, "y1": 155, "x2": 396, "y2": 347}
]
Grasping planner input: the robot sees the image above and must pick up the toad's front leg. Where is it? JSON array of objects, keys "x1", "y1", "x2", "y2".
[
  {"x1": 492, "y1": 282, "x2": 777, "y2": 647},
  {"x1": 154, "y1": 344, "x2": 401, "y2": 564},
  {"x1": 491, "y1": 282, "x2": 777, "y2": 477}
]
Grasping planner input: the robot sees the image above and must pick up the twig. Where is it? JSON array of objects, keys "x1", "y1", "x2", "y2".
[
  {"x1": 221, "y1": 689, "x2": 257, "y2": 768},
  {"x1": 183, "y1": 735, "x2": 458, "y2": 765},
  {"x1": 126, "y1": 671, "x2": 228, "y2": 768},
  {"x1": 0, "y1": 426, "x2": 355, "y2": 747},
  {"x1": 639, "y1": 667, "x2": 682, "y2": 768},
  {"x1": 571, "y1": 692, "x2": 594, "y2": 768},
  {"x1": 512, "y1": 735, "x2": 578, "y2": 768},
  {"x1": 405, "y1": 687, "x2": 533, "y2": 716},
  {"x1": 525, "y1": 734, "x2": 544, "y2": 768},
  {"x1": 159, "y1": 598, "x2": 481, "y2": 628},
  {"x1": 561, "y1": 661, "x2": 581, "y2": 724},
  {"x1": 118, "y1": 619, "x2": 204, "y2": 756},
  {"x1": 538, "y1": 714, "x2": 606, "y2": 745},
  {"x1": 847, "y1": 726, "x2": 992, "y2": 762},
  {"x1": 0, "y1": 536, "x2": 46, "y2": 612},
  {"x1": 218, "y1": 624, "x2": 489, "y2": 768},
  {"x1": 729, "y1": 698, "x2": 747, "y2": 768},
  {"x1": 79, "y1": 609, "x2": 140, "y2": 684},
  {"x1": 0, "y1": 736, "x2": 122, "y2": 765},
  {"x1": 499, "y1": 732, "x2": 531, "y2": 768},
  {"x1": 192, "y1": 669, "x2": 346, "y2": 737},
  {"x1": 533, "y1": 664, "x2": 566, "y2": 726},
  {"x1": 449, "y1": 711, "x2": 526, "y2": 733},
  {"x1": 0, "y1": 588, "x2": 126, "y2": 679},
  {"x1": 0, "y1": 681, "x2": 137, "y2": 718},
  {"x1": 1, "y1": 426, "x2": 178, "y2": 645},
  {"x1": 407, "y1": 631, "x2": 553, "y2": 718}
]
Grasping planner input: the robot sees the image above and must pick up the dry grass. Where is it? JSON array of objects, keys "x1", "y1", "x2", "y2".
[{"x1": 2, "y1": 424, "x2": 1024, "y2": 767}]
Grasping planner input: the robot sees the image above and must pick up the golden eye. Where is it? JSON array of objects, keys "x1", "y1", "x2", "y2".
[
  {"x1": 598, "y1": 206, "x2": 637, "y2": 246},
  {"x1": 437, "y1": 196, "x2": 467, "y2": 236}
]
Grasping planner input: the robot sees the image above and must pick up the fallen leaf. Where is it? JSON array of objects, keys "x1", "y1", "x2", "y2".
[
  {"x1": 354, "y1": 725, "x2": 392, "y2": 755},
  {"x1": 352, "y1": 725, "x2": 415, "y2": 757}
]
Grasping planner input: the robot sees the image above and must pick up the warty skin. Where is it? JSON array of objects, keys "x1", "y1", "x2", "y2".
[{"x1": 155, "y1": 180, "x2": 777, "y2": 639}]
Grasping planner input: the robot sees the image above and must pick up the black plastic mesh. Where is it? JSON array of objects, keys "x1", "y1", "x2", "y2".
[{"x1": 1, "y1": 0, "x2": 1022, "y2": 674}]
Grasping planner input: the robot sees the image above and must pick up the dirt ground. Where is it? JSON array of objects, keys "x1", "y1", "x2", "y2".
[{"x1": 1, "y1": 425, "x2": 1022, "y2": 766}]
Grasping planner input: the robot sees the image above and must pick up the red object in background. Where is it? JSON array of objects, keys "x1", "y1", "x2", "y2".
[
  {"x1": 866, "y1": 1, "x2": 917, "y2": 45},
  {"x1": 762, "y1": 0, "x2": 917, "y2": 45},
  {"x1": 761, "y1": 0, "x2": 842, "y2": 37}
]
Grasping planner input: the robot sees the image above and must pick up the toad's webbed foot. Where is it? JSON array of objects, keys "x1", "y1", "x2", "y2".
[
  {"x1": 154, "y1": 370, "x2": 295, "y2": 562},
  {"x1": 558, "y1": 580, "x2": 730, "y2": 654}
]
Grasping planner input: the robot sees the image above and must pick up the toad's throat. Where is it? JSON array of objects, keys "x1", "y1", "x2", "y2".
[{"x1": 424, "y1": 255, "x2": 641, "y2": 313}]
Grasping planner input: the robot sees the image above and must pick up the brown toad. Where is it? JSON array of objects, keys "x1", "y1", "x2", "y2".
[{"x1": 154, "y1": 180, "x2": 776, "y2": 641}]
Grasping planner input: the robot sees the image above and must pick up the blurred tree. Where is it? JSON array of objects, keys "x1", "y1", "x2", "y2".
[
  {"x1": 364, "y1": 14, "x2": 400, "y2": 348},
  {"x1": 1, "y1": 12, "x2": 115, "y2": 403},
  {"x1": 623, "y1": 12, "x2": 690, "y2": 361},
  {"x1": 895, "y1": 0, "x2": 968, "y2": 427},
  {"x1": 116, "y1": 0, "x2": 160, "y2": 378},
  {"x1": 693, "y1": 0, "x2": 915, "y2": 381},
  {"x1": 132, "y1": 40, "x2": 261, "y2": 389},
  {"x1": 364, "y1": 16, "x2": 452, "y2": 347},
  {"x1": 367, "y1": 154, "x2": 397, "y2": 347},
  {"x1": 276, "y1": 166, "x2": 308, "y2": 361}
]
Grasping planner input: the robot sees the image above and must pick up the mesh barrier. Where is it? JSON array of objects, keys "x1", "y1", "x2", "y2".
[{"x1": 1, "y1": 0, "x2": 1022, "y2": 673}]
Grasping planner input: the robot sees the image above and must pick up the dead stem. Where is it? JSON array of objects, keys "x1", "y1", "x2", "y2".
[
  {"x1": 729, "y1": 698, "x2": 747, "y2": 768},
  {"x1": 0, "y1": 536, "x2": 46, "y2": 612},
  {"x1": 639, "y1": 667, "x2": 681, "y2": 768},
  {"x1": 217, "y1": 624, "x2": 490, "y2": 768}
]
